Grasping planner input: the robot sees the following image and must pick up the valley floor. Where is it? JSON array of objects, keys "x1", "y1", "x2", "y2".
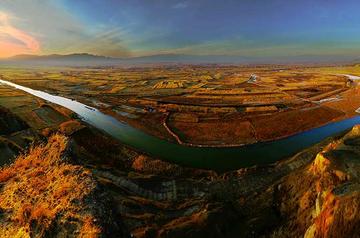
[
  {"x1": 0, "y1": 100, "x2": 359, "y2": 237},
  {"x1": 0, "y1": 65, "x2": 359, "y2": 237},
  {"x1": 2, "y1": 64, "x2": 360, "y2": 147}
]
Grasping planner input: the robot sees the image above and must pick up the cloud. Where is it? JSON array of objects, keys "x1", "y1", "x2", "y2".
[
  {"x1": 133, "y1": 38, "x2": 355, "y2": 58},
  {"x1": 0, "y1": 0, "x2": 131, "y2": 57},
  {"x1": 63, "y1": 27, "x2": 131, "y2": 57},
  {"x1": 0, "y1": 11, "x2": 40, "y2": 57},
  {"x1": 172, "y1": 2, "x2": 188, "y2": 9}
]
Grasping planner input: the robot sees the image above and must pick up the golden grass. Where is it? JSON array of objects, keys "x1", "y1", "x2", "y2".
[
  {"x1": 153, "y1": 80, "x2": 184, "y2": 89},
  {"x1": 0, "y1": 134, "x2": 100, "y2": 238}
]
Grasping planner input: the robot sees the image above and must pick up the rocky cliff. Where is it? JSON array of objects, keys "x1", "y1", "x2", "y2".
[{"x1": 0, "y1": 109, "x2": 359, "y2": 237}]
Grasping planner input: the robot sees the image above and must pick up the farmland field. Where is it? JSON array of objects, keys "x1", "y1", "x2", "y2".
[{"x1": 1, "y1": 64, "x2": 360, "y2": 146}]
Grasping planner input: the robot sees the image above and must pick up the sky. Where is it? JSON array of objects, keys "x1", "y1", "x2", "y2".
[{"x1": 0, "y1": 0, "x2": 360, "y2": 59}]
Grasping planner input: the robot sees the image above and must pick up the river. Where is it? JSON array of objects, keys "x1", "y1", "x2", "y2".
[{"x1": 1, "y1": 77, "x2": 360, "y2": 171}]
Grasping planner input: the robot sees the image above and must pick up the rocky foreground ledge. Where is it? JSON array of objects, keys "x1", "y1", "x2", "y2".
[
  {"x1": 0, "y1": 134, "x2": 122, "y2": 237},
  {"x1": 0, "y1": 125, "x2": 359, "y2": 237}
]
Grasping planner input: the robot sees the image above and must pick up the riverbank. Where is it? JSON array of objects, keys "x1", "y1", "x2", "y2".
[
  {"x1": 2, "y1": 75, "x2": 360, "y2": 171},
  {"x1": 1, "y1": 65, "x2": 357, "y2": 147},
  {"x1": 0, "y1": 76, "x2": 360, "y2": 171},
  {"x1": 0, "y1": 113, "x2": 358, "y2": 237},
  {"x1": 0, "y1": 68, "x2": 358, "y2": 237}
]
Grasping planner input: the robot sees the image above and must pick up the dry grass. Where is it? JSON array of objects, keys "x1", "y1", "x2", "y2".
[
  {"x1": 153, "y1": 80, "x2": 184, "y2": 89},
  {"x1": 0, "y1": 134, "x2": 100, "y2": 238}
]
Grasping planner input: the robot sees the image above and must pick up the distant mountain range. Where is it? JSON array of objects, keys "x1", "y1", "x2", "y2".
[
  {"x1": 2, "y1": 53, "x2": 256, "y2": 66},
  {"x1": 4, "y1": 53, "x2": 117, "y2": 66},
  {"x1": 0, "y1": 53, "x2": 358, "y2": 66},
  {"x1": 9, "y1": 53, "x2": 113, "y2": 61}
]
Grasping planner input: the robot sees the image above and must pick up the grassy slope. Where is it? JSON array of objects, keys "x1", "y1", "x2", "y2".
[{"x1": 0, "y1": 134, "x2": 102, "y2": 238}]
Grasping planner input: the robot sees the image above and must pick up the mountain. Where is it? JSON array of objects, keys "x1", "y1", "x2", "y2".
[
  {"x1": 10, "y1": 53, "x2": 114, "y2": 61},
  {"x1": 2, "y1": 53, "x2": 255, "y2": 66},
  {"x1": 127, "y1": 53, "x2": 256, "y2": 64},
  {"x1": 1, "y1": 53, "x2": 358, "y2": 66}
]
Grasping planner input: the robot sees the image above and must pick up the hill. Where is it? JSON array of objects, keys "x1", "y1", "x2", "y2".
[
  {"x1": 4, "y1": 53, "x2": 116, "y2": 66},
  {"x1": 3, "y1": 53, "x2": 355, "y2": 66},
  {"x1": 2, "y1": 53, "x2": 254, "y2": 66}
]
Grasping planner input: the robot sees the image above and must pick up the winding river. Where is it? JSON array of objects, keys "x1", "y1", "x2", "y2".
[{"x1": 1, "y1": 77, "x2": 360, "y2": 171}]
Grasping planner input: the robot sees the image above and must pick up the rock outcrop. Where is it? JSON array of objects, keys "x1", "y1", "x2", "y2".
[
  {"x1": 1, "y1": 109, "x2": 359, "y2": 237},
  {"x1": 273, "y1": 125, "x2": 360, "y2": 237}
]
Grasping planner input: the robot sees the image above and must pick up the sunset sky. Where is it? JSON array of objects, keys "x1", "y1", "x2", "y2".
[{"x1": 0, "y1": 0, "x2": 360, "y2": 59}]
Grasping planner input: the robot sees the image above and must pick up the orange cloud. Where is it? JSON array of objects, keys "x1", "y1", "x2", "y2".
[{"x1": 0, "y1": 12, "x2": 40, "y2": 57}]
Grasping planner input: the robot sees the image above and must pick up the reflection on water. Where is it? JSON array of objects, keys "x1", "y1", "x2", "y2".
[{"x1": 1, "y1": 78, "x2": 360, "y2": 171}]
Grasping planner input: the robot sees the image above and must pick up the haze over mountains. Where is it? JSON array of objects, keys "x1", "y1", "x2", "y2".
[
  {"x1": 1, "y1": 53, "x2": 358, "y2": 66},
  {"x1": 2, "y1": 53, "x2": 258, "y2": 66}
]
